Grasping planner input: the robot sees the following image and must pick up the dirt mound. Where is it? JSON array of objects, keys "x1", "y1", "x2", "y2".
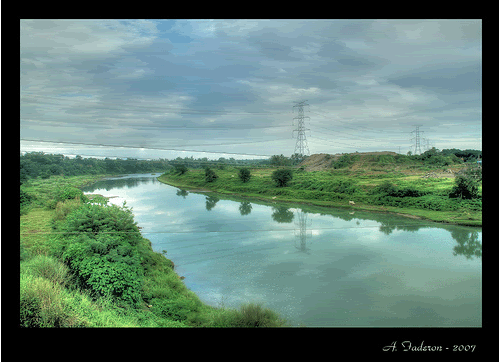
[
  {"x1": 299, "y1": 151, "x2": 399, "y2": 171},
  {"x1": 299, "y1": 153, "x2": 338, "y2": 171}
]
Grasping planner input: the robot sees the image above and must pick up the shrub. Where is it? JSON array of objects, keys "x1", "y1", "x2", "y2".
[
  {"x1": 53, "y1": 197, "x2": 83, "y2": 221},
  {"x1": 205, "y1": 167, "x2": 218, "y2": 183},
  {"x1": 449, "y1": 176, "x2": 480, "y2": 199},
  {"x1": 331, "y1": 154, "x2": 359, "y2": 169},
  {"x1": 62, "y1": 233, "x2": 143, "y2": 305},
  {"x1": 150, "y1": 296, "x2": 201, "y2": 323},
  {"x1": 271, "y1": 169, "x2": 293, "y2": 187},
  {"x1": 211, "y1": 303, "x2": 286, "y2": 327},
  {"x1": 373, "y1": 181, "x2": 398, "y2": 196},
  {"x1": 61, "y1": 203, "x2": 139, "y2": 241},
  {"x1": 238, "y1": 168, "x2": 251, "y2": 183},
  {"x1": 174, "y1": 164, "x2": 188, "y2": 175},
  {"x1": 56, "y1": 186, "x2": 89, "y2": 204}
]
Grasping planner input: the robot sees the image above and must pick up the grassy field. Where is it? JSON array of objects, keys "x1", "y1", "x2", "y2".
[
  {"x1": 158, "y1": 161, "x2": 482, "y2": 226},
  {"x1": 20, "y1": 174, "x2": 288, "y2": 327}
]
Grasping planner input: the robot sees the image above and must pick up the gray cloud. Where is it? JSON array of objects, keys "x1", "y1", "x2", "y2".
[{"x1": 20, "y1": 19, "x2": 482, "y2": 159}]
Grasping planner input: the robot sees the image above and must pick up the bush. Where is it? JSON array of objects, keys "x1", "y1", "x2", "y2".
[
  {"x1": 212, "y1": 303, "x2": 286, "y2": 327},
  {"x1": 61, "y1": 233, "x2": 143, "y2": 305},
  {"x1": 373, "y1": 181, "x2": 398, "y2": 196},
  {"x1": 150, "y1": 296, "x2": 201, "y2": 323},
  {"x1": 53, "y1": 197, "x2": 83, "y2": 221},
  {"x1": 449, "y1": 176, "x2": 480, "y2": 199},
  {"x1": 238, "y1": 168, "x2": 251, "y2": 183},
  {"x1": 174, "y1": 164, "x2": 188, "y2": 175},
  {"x1": 331, "y1": 154, "x2": 359, "y2": 169},
  {"x1": 56, "y1": 186, "x2": 89, "y2": 204},
  {"x1": 271, "y1": 169, "x2": 293, "y2": 187},
  {"x1": 205, "y1": 167, "x2": 218, "y2": 183},
  {"x1": 61, "y1": 203, "x2": 139, "y2": 240},
  {"x1": 55, "y1": 203, "x2": 145, "y2": 305}
]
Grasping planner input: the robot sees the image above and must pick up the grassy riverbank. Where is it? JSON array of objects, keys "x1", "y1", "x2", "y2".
[
  {"x1": 157, "y1": 160, "x2": 482, "y2": 226},
  {"x1": 20, "y1": 175, "x2": 287, "y2": 327}
]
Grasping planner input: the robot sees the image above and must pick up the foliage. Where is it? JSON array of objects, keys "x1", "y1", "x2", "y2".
[
  {"x1": 56, "y1": 186, "x2": 89, "y2": 204},
  {"x1": 210, "y1": 303, "x2": 287, "y2": 327},
  {"x1": 449, "y1": 175, "x2": 480, "y2": 199},
  {"x1": 331, "y1": 153, "x2": 360, "y2": 169},
  {"x1": 20, "y1": 151, "x2": 169, "y2": 180},
  {"x1": 20, "y1": 174, "x2": 288, "y2": 327},
  {"x1": 174, "y1": 164, "x2": 188, "y2": 175},
  {"x1": 270, "y1": 154, "x2": 292, "y2": 167},
  {"x1": 271, "y1": 169, "x2": 293, "y2": 187},
  {"x1": 53, "y1": 202, "x2": 144, "y2": 305},
  {"x1": 238, "y1": 168, "x2": 251, "y2": 183},
  {"x1": 20, "y1": 188, "x2": 33, "y2": 215},
  {"x1": 205, "y1": 167, "x2": 218, "y2": 182}
]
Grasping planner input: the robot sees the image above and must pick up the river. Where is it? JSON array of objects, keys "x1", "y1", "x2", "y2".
[{"x1": 82, "y1": 173, "x2": 482, "y2": 327}]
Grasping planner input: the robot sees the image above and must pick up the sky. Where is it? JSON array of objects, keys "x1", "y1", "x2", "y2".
[{"x1": 20, "y1": 19, "x2": 482, "y2": 160}]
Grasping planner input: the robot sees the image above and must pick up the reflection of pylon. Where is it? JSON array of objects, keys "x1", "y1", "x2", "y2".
[{"x1": 294, "y1": 209, "x2": 312, "y2": 253}]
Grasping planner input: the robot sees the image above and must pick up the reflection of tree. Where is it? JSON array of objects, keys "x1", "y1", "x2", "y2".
[
  {"x1": 239, "y1": 201, "x2": 252, "y2": 216},
  {"x1": 205, "y1": 195, "x2": 220, "y2": 211},
  {"x1": 83, "y1": 176, "x2": 157, "y2": 192},
  {"x1": 451, "y1": 229, "x2": 482, "y2": 259},
  {"x1": 379, "y1": 220, "x2": 423, "y2": 235},
  {"x1": 176, "y1": 189, "x2": 189, "y2": 198},
  {"x1": 271, "y1": 206, "x2": 294, "y2": 223}
]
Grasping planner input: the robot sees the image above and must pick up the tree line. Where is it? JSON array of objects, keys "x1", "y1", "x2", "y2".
[{"x1": 19, "y1": 152, "x2": 270, "y2": 184}]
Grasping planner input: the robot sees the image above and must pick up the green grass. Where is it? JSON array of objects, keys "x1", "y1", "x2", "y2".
[
  {"x1": 20, "y1": 174, "x2": 288, "y2": 328},
  {"x1": 158, "y1": 165, "x2": 481, "y2": 226}
]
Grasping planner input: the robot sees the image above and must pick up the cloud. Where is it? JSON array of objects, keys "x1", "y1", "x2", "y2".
[{"x1": 20, "y1": 19, "x2": 482, "y2": 158}]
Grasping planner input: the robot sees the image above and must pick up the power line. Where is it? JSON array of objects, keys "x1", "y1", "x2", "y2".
[
  {"x1": 20, "y1": 118, "x2": 290, "y2": 131},
  {"x1": 309, "y1": 110, "x2": 403, "y2": 135},
  {"x1": 20, "y1": 138, "x2": 275, "y2": 158},
  {"x1": 20, "y1": 223, "x2": 437, "y2": 236},
  {"x1": 21, "y1": 92, "x2": 283, "y2": 116}
]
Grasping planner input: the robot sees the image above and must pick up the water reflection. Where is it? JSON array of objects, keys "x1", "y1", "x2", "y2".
[
  {"x1": 205, "y1": 195, "x2": 220, "y2": 211},
  {"x1": 271, "y1": 206, "x2": 294, "y2": 223},
  {"x1": 81, "y1": 175, "x2": 481, "y2": 326},
  {"x1": 239, "y1": 201, "x2": 252, "y2": 216},
  {"x1": 176, "y1": 189, "x2": 189, "y2": 198},
  {"x1": 451, "y1": 229, "x2": 482, "y2": 260},
  {"x1": 294, "y1": 210, "x2": 311, "y2": 254},
  {"x1": 82, "y1": 174, "x2": 158, "y2": 192}
]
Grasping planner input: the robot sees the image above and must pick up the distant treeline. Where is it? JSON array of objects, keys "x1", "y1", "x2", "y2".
[{"x1": 19, "y1": 152, "x2": 270, "y2": 183}]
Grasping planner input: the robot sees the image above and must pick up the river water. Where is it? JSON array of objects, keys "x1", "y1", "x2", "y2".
[{"x1": 82, "y1": 173, "x2": 482, "y2": 327}]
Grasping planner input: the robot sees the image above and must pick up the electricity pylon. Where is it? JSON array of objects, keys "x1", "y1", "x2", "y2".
[
  {"x1": 411, "y1": 125, "x2": 424, "y2": 155},
  {"x1": 292, "y1": 101, "x2": 310, "y2": 157}
]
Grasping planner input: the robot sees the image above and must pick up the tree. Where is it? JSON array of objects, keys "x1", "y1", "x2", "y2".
[
  {"x1": 270, "y1": 154, "x2": 291, "y2": 166},
  {"x1": 174, "y1": 164, "x2": 188, "y2": 175},
  {"x1": 205, "y1": 167, "x2": 218, "y2": 182},
  {"x1": 271, "y1": 169, "x2": 293, "y2": 187},
  {"x1": 449, "y1": 175, "x2": 479, "y2": 199},
  {"x1": 238, "y1": 168, "x2": 251, "y2": 183}
]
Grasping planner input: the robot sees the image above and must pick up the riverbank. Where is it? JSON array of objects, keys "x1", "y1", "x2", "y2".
[
  {"x1": 157, "y1": 167, "x2": 482, "y2": 227},
  {"x1": 20, "y1": 174, "x2": 288, "y2": 327}
]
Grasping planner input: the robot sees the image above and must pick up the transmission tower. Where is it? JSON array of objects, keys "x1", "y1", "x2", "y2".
[
  {"x1": 292, "y1": 101, "x2": 310, "y2": 157},
  {"x1": 411, "y1": 125, "x2": 424, "y2": 155}
]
